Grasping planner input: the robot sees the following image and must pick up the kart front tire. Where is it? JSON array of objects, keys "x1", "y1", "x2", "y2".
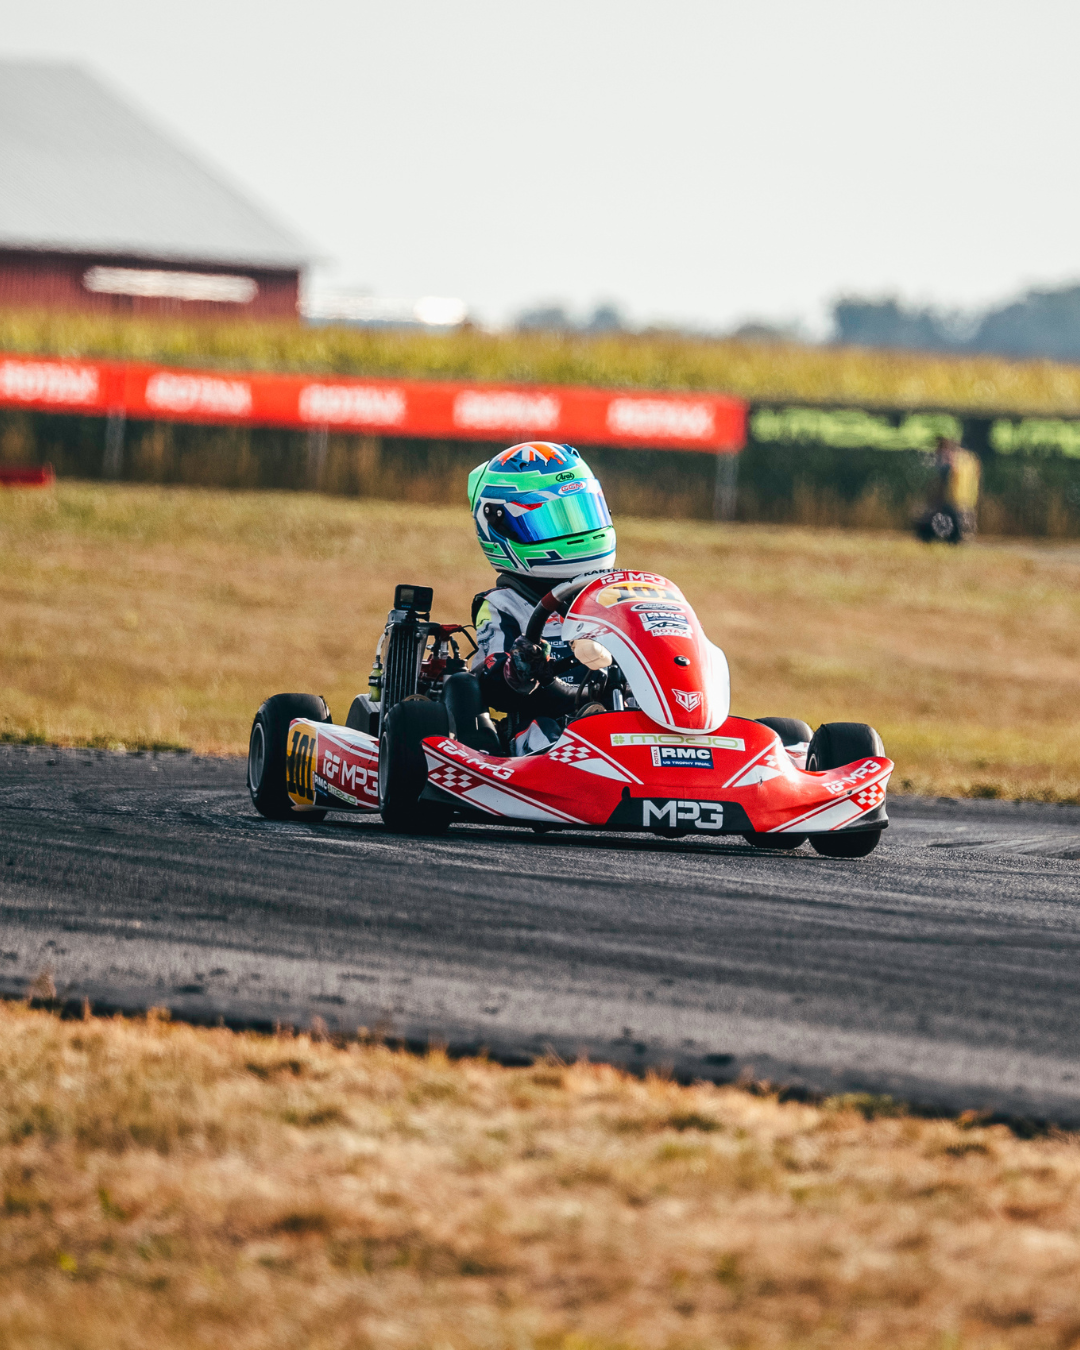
[
  {"x1": 346, "y1": 694, "x2": 380, "y2": 736},
  {"x1": 810, "y1": 829, "x2": 882, "y2": 858},
  {"x1": 806, "y1": 721, "x2": 886, "y2": 859},
  {"x1": 248, "y1": 693, "x2": 331, "y2": 822},
  {"x1": 806, "y1": 721, "x2": 884, "y2": 772},
  {"x1": 378, "y1": 696, "x2": 452, "y2": 835}
]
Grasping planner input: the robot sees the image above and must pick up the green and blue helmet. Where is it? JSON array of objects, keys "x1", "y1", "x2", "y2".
[{"x1": 467, "y1": 442, "x2": 616, "y2": 579}]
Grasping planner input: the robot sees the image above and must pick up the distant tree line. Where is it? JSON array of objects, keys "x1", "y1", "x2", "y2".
[
  {"x1": 833, "y1": 285, "x2": 1080, "y2": 362},
  {"x1": 514, "y1": 284, "x2": 1080, "y2": 363},
  {"x1": 516, "y1": 302, "x2": 628, "y2": 334}
]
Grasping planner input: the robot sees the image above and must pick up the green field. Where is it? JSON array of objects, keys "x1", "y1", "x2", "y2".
[
  {"x1": 7, "y1": 305, "x2": 1080, "y2": 415},
  {"x1": 2, "y1": 482, "x2": 1078, "y2": 800}
]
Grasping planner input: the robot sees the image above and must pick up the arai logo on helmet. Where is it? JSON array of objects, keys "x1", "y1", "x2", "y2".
[{"x1": 673, "y1": 689, "x2": 702, "y2": 712}]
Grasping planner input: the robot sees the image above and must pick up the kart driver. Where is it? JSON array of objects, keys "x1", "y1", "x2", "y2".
[{"x1": 466, "y1": 441, "x2": 617, "y2": 754}]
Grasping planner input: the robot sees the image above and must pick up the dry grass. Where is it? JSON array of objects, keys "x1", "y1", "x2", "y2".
[
  {"x1": 8, "y1": 305, "x2": 1080, "y2": 416},
  {"x1": 3, "y1": 1000, "x2": 1080, "y2": 1350},
  {"x1": 1, "y1": 482, "x2": 1079, "y2": 799}
]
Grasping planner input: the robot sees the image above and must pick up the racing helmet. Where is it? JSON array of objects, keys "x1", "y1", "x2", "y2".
[{"x1": 467, "y1": 442, "x2": 616, "y2": 579}]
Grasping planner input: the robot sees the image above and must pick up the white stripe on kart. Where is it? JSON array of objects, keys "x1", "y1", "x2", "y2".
[
  {"x1": 560, "y1": 728, "x2": 644, "y2": 784},
  {"x1": 768, "y1": 767, "x2": 890, "y2": 832},
  {"x1": 722, "y1": 738, "x2": 779, "y2": 789},
  {"x1": 424, "y1": 748, "x2": 586, "y2": 824}
]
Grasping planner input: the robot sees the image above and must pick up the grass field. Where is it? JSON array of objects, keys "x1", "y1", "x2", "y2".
[
  {"x1": 1, "y1": 482, "x2": 1079, "y2": 799},
  {"x1": 4, "y1": 1000, "x2": 1080, "y2": 1350},
  {"x1": 8, "y1": 305, "x2": 1080, "y2": 416}
]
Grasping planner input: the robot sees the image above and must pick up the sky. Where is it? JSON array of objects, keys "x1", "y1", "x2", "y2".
[{"x1": 4, "y1": 0, "x2": 1080, "y2": 332}]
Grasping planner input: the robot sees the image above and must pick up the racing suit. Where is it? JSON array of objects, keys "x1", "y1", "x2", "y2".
[{"x1": 470, "y1": 572, "x2": 586, "y2": 752}]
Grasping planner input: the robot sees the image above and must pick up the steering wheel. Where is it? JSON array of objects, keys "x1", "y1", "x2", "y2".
[
  {"x1": 526, "y1": 573, "x2": 614, "y2": 709},
  {"x1": 524, "y1": 574, "x2": 598, "y2": 642}
]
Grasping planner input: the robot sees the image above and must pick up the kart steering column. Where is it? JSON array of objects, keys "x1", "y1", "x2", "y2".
[{"x1": 524, "y1": 574, "x2": 597, "y2": 642}]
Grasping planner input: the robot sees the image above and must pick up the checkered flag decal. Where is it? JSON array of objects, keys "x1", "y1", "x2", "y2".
[
  {"x1": 548, "y1": 743, "x2": 593, "y2": 764},
  {"x1": 853, "y1": 783, "x2": 885, "y2": 810},
  {"x1": 428, "y1": 763, "x2": 480, "y2": 794}
]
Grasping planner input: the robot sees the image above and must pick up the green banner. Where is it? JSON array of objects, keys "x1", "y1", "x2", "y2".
[
  {"x1": 751, "y1": 407, "x2": 961, "y2": 451},
  {"x1": 991, "y1": 418, "x2": 1080, "y2": 458}
]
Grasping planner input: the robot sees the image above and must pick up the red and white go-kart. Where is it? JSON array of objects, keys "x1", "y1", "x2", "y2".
[{"x1": 247, "y1": 571, "x2": 892, "y2": 858}]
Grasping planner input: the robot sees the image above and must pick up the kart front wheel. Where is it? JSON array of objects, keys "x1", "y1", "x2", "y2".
[
  {"x1": 806, "y1": 721, "x2": 886, "y2": 858},
  {"x1": 378, "y1": 696, "x2": 452, "y2": 834},
  {"x1": 806, "y1": 721, "x2": 884, "y2": 772},
  {"x1": 809, "y1": 830, "x2": 881, "y2": 858},
  {"x1": 248, "y1": 693, "x2": 332, "y2": 822}
]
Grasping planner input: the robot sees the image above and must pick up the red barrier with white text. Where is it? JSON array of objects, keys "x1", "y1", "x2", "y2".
[{"x1": 0, "y1": 352, "x2": 746, "y2": 453}]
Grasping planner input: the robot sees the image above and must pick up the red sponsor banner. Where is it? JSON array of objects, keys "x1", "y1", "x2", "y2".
[
  {"x1": 0, "y1": 352, "x2": 746, "y2": 453},
  {"x1": 0, "y1": 464, "x2": 55, "y2": 487}
]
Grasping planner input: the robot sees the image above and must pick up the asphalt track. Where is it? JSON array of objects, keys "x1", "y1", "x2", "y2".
[{"x1": 3, "y1": 744, "x2": 1080, "y2": 1123}]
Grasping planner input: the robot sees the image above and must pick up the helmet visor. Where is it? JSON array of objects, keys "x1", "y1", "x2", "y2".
[{"x1": 478, "y1": 480, "x2": 612, "y2": 545}]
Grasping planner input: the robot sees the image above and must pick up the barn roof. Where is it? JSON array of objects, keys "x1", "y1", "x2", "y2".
[{"x1": 0, "y1": 62, "x2": 311, "y2": 270}]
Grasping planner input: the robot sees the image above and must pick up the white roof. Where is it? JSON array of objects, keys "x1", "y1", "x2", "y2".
[{"x1": 0, "y1": 62, "x2": 311, "y2": 269}]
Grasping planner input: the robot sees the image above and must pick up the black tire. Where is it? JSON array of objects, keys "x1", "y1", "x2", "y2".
[
  {"x1": 755, "y1": 717, "x2": 812, "y2": 746},
  {"x1": 742, "y1": 720, "x2": 813, "y2": 848},
  {"x1": 806, "y1": 722, "x2": 884, "y2": 772},
  {"x1": 810, "y1": 830, "x2": 882, "y2": 858},
  {"x1": 742, "y1": 832, "x2": 807, "y2": 850},
  {"x1": 806, "y1": 721, "x2": 886, "y2": 858},
  {"x1": 346, "y1": 694, "x2": 380, "y2": 737},
  {"x1": 248, "y1": 693, "x2": 331, "y2": 822},
  {"x1": 378, "y1": 696, "x2": 452, "y2": 834},
  {"x1": 382, "y1": 620, "x2": 425, "y2": 715},
  {"x1": 922, "y1": 509, "x2": 959, "y2": 542}
]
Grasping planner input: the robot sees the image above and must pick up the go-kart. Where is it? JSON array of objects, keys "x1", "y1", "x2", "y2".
[{"x1": 247, "y1": 572, "x2": 892, "y2": 858}]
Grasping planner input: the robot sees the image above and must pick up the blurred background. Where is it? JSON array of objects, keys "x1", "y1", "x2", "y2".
[
  {"x1": 3, "y1": 0, "x2": 1080, "y2": 531},
  {"x1": 3, "y1": 0, "x2": 1080, "y2": 532},
  {"x1": 5, "y1": 0, "x2": 1080, "y2": 339},
  {"x1": 1, "y1": 1, "x2": 1079, "y2": 795}
]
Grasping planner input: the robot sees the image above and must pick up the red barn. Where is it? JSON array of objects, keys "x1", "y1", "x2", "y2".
[{"x1": 0, "y1": 62, "x2": 310, "y2": 321}]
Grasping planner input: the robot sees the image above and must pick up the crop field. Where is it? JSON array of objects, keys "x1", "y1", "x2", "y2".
[
  {"x1": 4, "y1": 999, "x2": 1080, "y2": 1350},
  {"x1": 7, "y1": 305, "x2": 1080, "y2": 416},
  {"x1": 1, "y1": 482, "x2": 1078, "y2": 799}
]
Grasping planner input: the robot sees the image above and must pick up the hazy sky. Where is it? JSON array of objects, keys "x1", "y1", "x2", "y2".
[{"x1": 4, "y1": 0, "x2": 1080, "y2": 331}]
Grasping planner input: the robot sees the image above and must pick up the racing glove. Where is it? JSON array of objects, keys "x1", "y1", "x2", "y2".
[{"x1": 505, "y1": 636, "x2": 551, "y2": 694}]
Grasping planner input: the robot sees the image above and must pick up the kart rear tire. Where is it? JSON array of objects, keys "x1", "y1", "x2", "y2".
[
  {"x1": 248, "y1": 693, "x2": 331, "y2": 822},
  {"x1": 755, "y1": 717, "x2": 812, "y2": 747},
  {"x1": 378, "y1": 696, "x2": 452, "y2": 834},
  {"x1": 806, "y1": 721, "x2": 885, "y2": 859}
]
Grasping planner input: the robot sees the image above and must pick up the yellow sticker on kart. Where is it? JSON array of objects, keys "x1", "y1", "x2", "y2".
[
  {"x1": 596, "y1": 581, "x2": 682, "y2": 608},
  {"x1": 286, "y1": 720, "x2": 319, "y2": 807},
  {"x1": 610, "y1": 733, "x2": 745, "y2": 750}
]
